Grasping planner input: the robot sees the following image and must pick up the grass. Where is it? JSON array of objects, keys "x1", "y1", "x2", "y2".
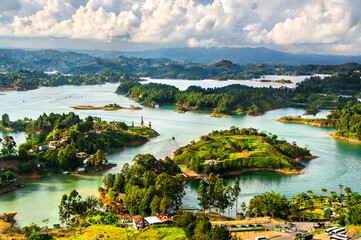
[
  {"x1": 53, "y1": 225, "x2": 186, "y2": 240},
  {"x1": 173, "y1": 134, "x2": 298, "y2": 171}
]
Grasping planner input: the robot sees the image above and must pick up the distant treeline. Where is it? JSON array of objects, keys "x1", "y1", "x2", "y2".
[
  {"x1": 0, "y1": 70, "x2": 139, "y2": 91},
  {"x1": 117, "y1": 72, "x2": 361, "y2": 115}
]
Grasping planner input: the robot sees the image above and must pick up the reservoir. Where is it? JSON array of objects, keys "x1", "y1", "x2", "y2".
[{"x1": 0, "y1": 79, "x2": 360, "y2": 226}]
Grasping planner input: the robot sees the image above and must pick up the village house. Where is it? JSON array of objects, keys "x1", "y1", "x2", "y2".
[
  {"x1": 76, "y1": 152, "x2": 87, "y2": 158},
  {"x1": 48, "y1": 141, "x2": 60, "y2": 149},
  {"x1": 205, "y1": 159, "x2": 218, "y2": 165}
]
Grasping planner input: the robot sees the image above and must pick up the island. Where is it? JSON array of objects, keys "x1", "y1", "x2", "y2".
[
  {"x1": 276, "y1": 116, "x2": 335, "y2": 127},
  {"x1": 69, "y1": 104, "x2": 142, "y2": 111},
  {"x1": 277, "y1": 99, "x2": 361, "y2": 143},
  {"x1": 117, "y1": 72, "x2": 361, "y2": 117},
  {"x1": 172, "y1": 127, "x2": 315, "y2": 178},
  {"x1": 0, "y1": 112, "x2": 158, "y2": 194}
]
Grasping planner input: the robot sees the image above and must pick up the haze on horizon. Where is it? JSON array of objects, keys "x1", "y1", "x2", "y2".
[{"x1": 0, "y1": 0, "x2": 360, "y2": 55}]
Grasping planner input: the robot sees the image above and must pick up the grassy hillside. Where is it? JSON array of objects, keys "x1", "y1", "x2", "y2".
[{"x1": 173, "y1": 127, "x2": 312, "y2": 174}]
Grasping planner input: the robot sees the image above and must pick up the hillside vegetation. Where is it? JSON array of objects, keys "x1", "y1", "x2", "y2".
[{"x1": 173, "y1": 127, "x2": 312, "y2": 175}]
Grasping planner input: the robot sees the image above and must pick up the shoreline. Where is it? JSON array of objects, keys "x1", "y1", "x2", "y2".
[
  {"x1": 69, "y1": 105, "x2": 142, "y2": 111},
  {"x1": 181, "y1": 167, "x2": 304, "y2": 180},
  {"x1": 327, "y1": 132, "x2": 361, "y2": 143},
  {"x1": 276, "y1": 118, "x2": 335, "y2": 127}
]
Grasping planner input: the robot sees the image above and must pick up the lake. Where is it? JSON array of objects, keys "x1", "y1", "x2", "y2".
[{"x1": 0, "y1": 78, "x2": 360, "y2": 226}]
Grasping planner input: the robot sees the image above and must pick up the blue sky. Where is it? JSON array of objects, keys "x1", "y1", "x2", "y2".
[{"x1": 0, "y1": 0, "x2": 360, "y2": 54}]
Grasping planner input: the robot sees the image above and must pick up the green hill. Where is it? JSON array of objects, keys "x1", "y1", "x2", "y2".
[{"x1": 173, "y1": 127, "x2": 313, "y2": 175}]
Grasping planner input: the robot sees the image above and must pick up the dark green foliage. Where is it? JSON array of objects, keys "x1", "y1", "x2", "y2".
[
  {"x1": 58, "y1": 189, "x2": 99, "y2": 224},
  {"x1": 247, "y1": 191, "x2": 290, "y2": 219},
  {"x1": 28, "y1": 233, "x2": 54, "y2": 240},
  {"x1": 115, "y1": 81, "x2": 141, "y2": 93}
]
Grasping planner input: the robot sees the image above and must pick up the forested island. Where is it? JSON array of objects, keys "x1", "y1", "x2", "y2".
[
  {"x1": 117, "y1": 72, "x2": 361, "y2": 116},
  {"x1": 0, "y1": 112, "x2": 158, "y2": 192},
  {"x1": 0, "y1": 71, "x2": 139, "y2": 91},
  {"x1": 173, "y1": 127, "x2": 313, "y2": 176},
  {"x1": 278, "y1": 99, "x2": 361, "y2": 142},
  {"x1": 69, "y1": 104, "x2": 142, "y2": 111}
]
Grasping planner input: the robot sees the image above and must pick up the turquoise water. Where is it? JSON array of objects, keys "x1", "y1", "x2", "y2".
[{"x1": 0, "y1": 82, "x2": 360, "y2": 226}]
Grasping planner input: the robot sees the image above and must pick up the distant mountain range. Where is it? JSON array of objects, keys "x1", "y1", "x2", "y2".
[
  {"x1": 68, "y1": 47, "x2": 361, "y2": 65},
  {"x1": 1, "y1": 47, "x2": 361, "y2": 74},
  {"x1": 0, "y1": 49, "x2": 96, "y2": 72}
]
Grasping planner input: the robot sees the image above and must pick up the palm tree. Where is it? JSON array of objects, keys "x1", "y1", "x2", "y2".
[
  {"x1": 339, "y1": 184, "x2": 344, "y2": 195},
  {"x1": 321, "y1": 188, "x2": 328, "y2": 196}
]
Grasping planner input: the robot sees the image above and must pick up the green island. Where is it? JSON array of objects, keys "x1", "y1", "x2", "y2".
[
  {"x1": 116, "y1": 72, "x2": 361, "y2": 116},
  {"x1": 69, "y1": 103, "x2": 142, "y2": 111},
  {"x1": 0, "y1": 71, "x2": 140, "y2": 91},
  {"x1": 252, "y1": 79, "x2": 292, "y2": 84},
  {"x1": 276, "y1": 116, "x2": 335, "y2": 127},
  {"x1": 0, "y1": 112, "x2": 158, "y2": 194},
  {"x1": 173, "y1": 127, "x2": 314, "y2": 177},
  {"x1": 278, "y1": 97, "x2": 361, "y2": 142}
]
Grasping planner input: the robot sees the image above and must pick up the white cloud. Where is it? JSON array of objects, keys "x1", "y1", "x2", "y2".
[{"x1": 0, "y1": 0, "x2": 361, "y2": 54}]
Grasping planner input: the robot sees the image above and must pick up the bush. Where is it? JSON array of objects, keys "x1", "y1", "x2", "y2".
[{"x1": 28, "y1": 233, "x2": 54, "y2": 240}]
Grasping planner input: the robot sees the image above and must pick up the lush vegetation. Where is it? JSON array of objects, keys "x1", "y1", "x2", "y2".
[
  {"x1": 99, "y1": 153, "x2": 184, "y2": 217},
  {"x1": 279, "y1": 99, "x2": 361, "y2": 141},
  {"x1": 173, "y1": 127, "x2": 311, "y2": 174},
  {"x1": 0, "y1": 113, "x2": 157, "y2": 185},
  {"x1": 124, "y1": 82, "x2": 292, "y2": 115},
  {"x1": 0, "y1": 70, "x2": 139, "y2": 91}
]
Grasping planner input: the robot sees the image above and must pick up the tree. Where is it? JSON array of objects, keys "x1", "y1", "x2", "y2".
[
  {"x1": 1, "y1": 136, "x2": 17, "y2": 158},
  {"x1": 57, "y1": 145, "x2": 78, "y2": 170},
  {"x1": 95, "y1": 149, "x2": 105, "y2": 164},
  {"x1": 193, "y1": 214, "x2": 211, "y2": 240},
  {"x1": 141, "y1": 116, "x2": 144, "y2": 125},
  {"x1": 321, "y1": 188, "x2": 328, "y2": 196},
  {"x1": 233, "y1": 178, "x2": 241, "y2": 215},
  {"x1": 103, "y1": 173, "x2": 115, "y2": 190},
  {"x1": 208, "y1": 225, "x2": 231, "y2": 240},
  {"x1": 1, "y1": 114, "x2": 9, "y2": 127},
  {"x1": 150, "y1": 195, "x2": 162, "y2": 215},
  {"x1": 198, "y1": 179, "x2": 210, "y2": 213},
  {"x1": 28, "y1": 233, "x2": 53, "y2": 240},
  {"x1": 58, "y1": 189, "x2": 98, "y2": 224}
]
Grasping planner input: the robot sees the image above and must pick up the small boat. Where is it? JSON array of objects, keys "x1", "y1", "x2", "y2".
[{"x1": 62, "y1": 171, "x2": 69, "y2": 175}]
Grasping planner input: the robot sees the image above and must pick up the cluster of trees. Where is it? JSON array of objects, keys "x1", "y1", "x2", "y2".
[
  {"x1": 174, "y1": 211, "x2": 231, "y2": 240},
  {"x1": 118, "y1": 72, "x2": 361, "y2": 115},
  {"x1": 326, "y1": 100, "x2": 361, "y2": 140},
  {"x1": 58, "y1": 189, "x2": 100, "y2": 224},
  {"x1": 100, "y1": 154, "x2": 185, "y2": 216},
  {"x1": 198, "y1": 174, "x2": 241, "y2": 217},
  {"x1": 124, "y1": 82, "x2": 292, "y2": 115},
  {"x1": 174, "y1": 127, "x2": 311, "y2": 174},
  {"x1": 295, "y1": 72, "x2": 361, "y2": 95},
  {"x1": 0, "y1": 70, "x2": 140, "y2": 91}
]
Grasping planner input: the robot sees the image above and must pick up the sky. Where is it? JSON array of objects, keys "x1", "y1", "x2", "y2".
[{"x1": 0, "y1": 0, "x2": 360, "y2": 54}]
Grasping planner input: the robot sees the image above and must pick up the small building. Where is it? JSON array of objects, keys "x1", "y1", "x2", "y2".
[
  {"x1": 37, "y1": 162, "x2": 46, "y2": 168},
  {"x1": 156, "y1": 213, "x2": 174, "y2": 224},
  {"x1": 49, "y1": 141, "x2": 60, "y2": 149},
  {"x1": 140, "y1": 125, "x2": 147, "y2": 129},
  {"x1": 133, "y1": 215, "x2": 147, "y2": 230},
  {"x1": 75, "y1": 167, "x2": 85, "y2": 174},
  {"x1": 28, "y1": 148, "x2": 39, "y2": 153},
  {"x1": 39, "y1": 145, "x2": 49, "y2": 151},
  {"x1": 144, "y1": 216, "x2": 162, "y2": 225},
  {"x1": 204, "y1": 159, "x2": 218, "y2": 165},
  {"x1": 108, "y1": 126, "x2": 119, "y2": 131},
  {"x1": 76, "y1": 152, "x2": 87, "y2": 158}
]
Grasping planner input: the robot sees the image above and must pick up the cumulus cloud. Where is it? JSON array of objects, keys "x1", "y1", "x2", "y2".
[{"x1": 0, "y1": 0, "x2": 361, "y2": 54}]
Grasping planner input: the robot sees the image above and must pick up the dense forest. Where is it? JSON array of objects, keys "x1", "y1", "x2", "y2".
[
  {"x1": 0, "y1": 113, "x2": 157, "y2": 184},
  {"x1": 279, "y1": 99, "x2": 361, "y2": 141},
  {"x1": 116, "y1": 72, "x2": 361, "y2": 115},
  {"x1": 173, "y1": 127, "x2": 311, "y2": 174},
  {"x1": 0, "y1": 70, "x2": 139, "y2": 91},
  {"x1": 123, "y1": 82, "x2": 292, "y2": 115}
]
